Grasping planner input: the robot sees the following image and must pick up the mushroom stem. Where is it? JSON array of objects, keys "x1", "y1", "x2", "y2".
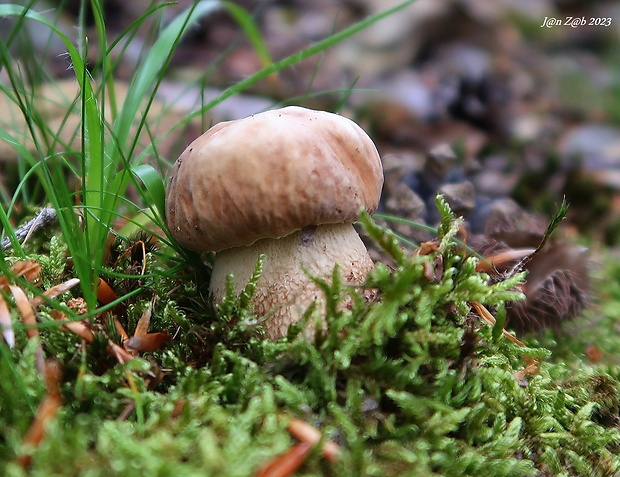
[{"x1": 209, "y1": 223, "x2": 374, "y2": 339}]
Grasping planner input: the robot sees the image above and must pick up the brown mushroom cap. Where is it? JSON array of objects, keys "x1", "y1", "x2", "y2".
[{"x1": 166, "y1": 106, "x2": 383, "y2": 252}]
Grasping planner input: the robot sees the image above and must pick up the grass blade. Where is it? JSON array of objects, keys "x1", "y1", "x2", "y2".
[
  {"x1": 156, "y1": 0, "x2": 419, "y2": 137},
  {"x1": 131, "y1": 164, "x2": 167, "y2": 224},
  {"x1": 222, "y1": 2, "x2": 273, "y2": 68},
  {"x1": 113, "y1": 1, "x2": 222, "y2": 161}
]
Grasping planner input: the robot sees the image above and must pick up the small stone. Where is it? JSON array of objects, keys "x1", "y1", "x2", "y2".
[
  {"x1": 426, "y1": 143, "x2": 458, "y2": 177},
  {"x1": 385, "y1": 182, "x2": 426, "y2": 218},
  {"x1": 437, "y1": 181, "x2": 476, "y2": 213}
]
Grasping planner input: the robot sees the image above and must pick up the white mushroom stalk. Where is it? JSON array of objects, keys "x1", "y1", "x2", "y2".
[
  {"x1": 209, "y1": 223, "x2": 375, "y2": 339},
  {"x1": 165, "y1": 106, "x2": 383, "y2": 339}
]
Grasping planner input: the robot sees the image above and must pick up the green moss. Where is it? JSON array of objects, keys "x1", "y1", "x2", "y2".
[{"x1": 1, "y1": 199, "x2": 619, "y2": 476}]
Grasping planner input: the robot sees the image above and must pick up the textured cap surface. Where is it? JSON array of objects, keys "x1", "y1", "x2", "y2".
[{"x1": 165, "y1": 106, "x2": 383, "y2": 252}]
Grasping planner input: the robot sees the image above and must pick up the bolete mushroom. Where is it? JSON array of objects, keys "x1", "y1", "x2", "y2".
[{"x1": 166, "y1": 106, "x2": 383, "y2": 339}]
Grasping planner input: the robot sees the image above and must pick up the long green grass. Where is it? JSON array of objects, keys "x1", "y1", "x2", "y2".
[{"x1": 0, "y1": 0, "x2": 417, "y2": 310}]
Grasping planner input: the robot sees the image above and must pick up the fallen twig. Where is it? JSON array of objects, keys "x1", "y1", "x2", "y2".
[{"x1": 1, "y1": 207, "x2": 58, "y2": 251}]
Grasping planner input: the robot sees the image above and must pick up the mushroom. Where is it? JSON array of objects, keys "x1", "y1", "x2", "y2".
[{"x1": 165, "y1": 106, "x2": 383, "y2": 339}]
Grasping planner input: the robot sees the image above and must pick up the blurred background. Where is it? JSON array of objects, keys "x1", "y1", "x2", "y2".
[{"x1": 2, "y1": 0, "x2": 619, "y2": 246}]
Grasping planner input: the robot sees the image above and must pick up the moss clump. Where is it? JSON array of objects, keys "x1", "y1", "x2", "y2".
[{"x1": 1, "y1": 197, "x2": 619, "y2": 476}]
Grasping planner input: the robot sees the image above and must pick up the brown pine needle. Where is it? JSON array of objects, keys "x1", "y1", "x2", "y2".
[
  {"x1": 255, "y1": 442, "x2": 312, "y2": 477},
  {"x1": 134, "y1": 296, "x2": 156, "y2": 338},
  {"x1": 9, "y1": 285, "x2": 45, "y2": 374},
  {"x1": 14, "y1": 260, "x2": 42, "y2": 282},
  {"x1": 96, "y1": 278, "x2": 118, "y2": 305},
  {"x1": 15, "y1": 360, "x2": 62, "y2": 469},
  {"x1": 0, "y1": 260, "x2": 41, "y2": 292},
  {"x1": 107, "y1": 340, "x2": 134, "y2": 364},
  {"x1": 471, "y1": 301, "x2": 525, "y2": 348},
  {"x1": 286, "y1": 418, "x2": 341, "y2": 463},
  {"x1": 63, "y1": 320, "x2": 95, "y2": 343},
  {"x1": 51, "y1": 310, "x2": 95, "y2": 344},
  {"x1": 117, "y1": 402, "x2": 136, "y2": 421},
  {"x1": 513, "y1": 359, "x2": 541, "y2": 382},
  {"x1": 126, "y1": 332, "x2": 172, "y2": 353},
  {"x1": 114, "y1": 317, "x2": 130, "y2": 346},
  {"x1": 30, "y1": 278, "x2": 81, "y2": 307},
  {"x1": 476, "y1": 249, "x2": 536, "y2": 273},
  {"x1": 126, "y1": 296, "x2": 171, "y2": 353}
]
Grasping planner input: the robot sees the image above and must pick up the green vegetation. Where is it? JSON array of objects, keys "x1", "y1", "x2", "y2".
[
  {"x1": 0, "y1": 1, "x2": 619, "y2": 476},
  {"x1": 1, "y1": 195, "x2": 619, "y2": 476}
]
